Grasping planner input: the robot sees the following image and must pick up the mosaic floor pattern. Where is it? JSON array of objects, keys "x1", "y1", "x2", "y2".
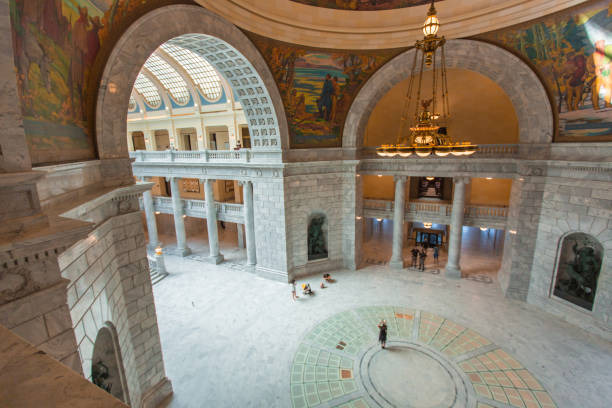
[{"x1": 291, "y1": 307, "x2": 557, "y2": 408}]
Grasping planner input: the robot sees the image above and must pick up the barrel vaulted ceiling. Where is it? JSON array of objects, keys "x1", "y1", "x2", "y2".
[{"x1": 130, "y1": 43, "x2": 225, "y2": 111}]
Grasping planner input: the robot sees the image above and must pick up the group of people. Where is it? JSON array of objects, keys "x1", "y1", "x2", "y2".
[
  {"x1": 410, "y1": 245, "x2": 439, "y2": 271},
  {"x1": 291, "y1": 274, "x2": 334, "y2": 300}
]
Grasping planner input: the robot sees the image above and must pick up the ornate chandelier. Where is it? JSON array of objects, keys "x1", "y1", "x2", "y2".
[{"x1": 376, "y1": 0, "x2": 477, "y2": 158}]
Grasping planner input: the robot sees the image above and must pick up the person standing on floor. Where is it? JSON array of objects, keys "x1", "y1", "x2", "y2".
[
  {"x1": 433, "y1": 245, "x2": 439, "y2": 266},
  {"x1": 418, "y1": 247, "x2": 427, "y2": 271},
  {"x1": 377, "y1": 319, "x2": 388, "y2": 349},
  {"x1": 291, "y1": 280, "x2": 299, "y2": 301},
  {"x1": 411, "y1": 247, "x2": 419, "y2": 268}
]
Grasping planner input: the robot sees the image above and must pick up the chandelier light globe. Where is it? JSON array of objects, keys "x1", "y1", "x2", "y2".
[
  {"x1": 425, "y1": 176, "x2": 435, "y2": 181},
  {"x1": 423, "y1": 222, "x2": 433, "y2": 229},
  {"x1": 423, "y1": 15, "x2": 440, "y2": 37}
]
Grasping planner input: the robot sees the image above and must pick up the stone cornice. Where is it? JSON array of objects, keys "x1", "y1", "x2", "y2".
[{"x1": 197, "y1": 0, "x2": 589, "y2": 49}]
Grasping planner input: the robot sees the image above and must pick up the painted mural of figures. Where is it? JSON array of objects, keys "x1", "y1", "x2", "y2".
[
  {"x1": 86, "y1": 16, "x2": 103, "y2": 67},
  {"x1": 563, "y1": 51, "x2": 586, "y2": 111},
  {"x1": 587, "y1": 39, "x2": 612, "y2": 110},
  {"x1": 317, "y1": 74, "x2": 335, "y2": 120},
  {"x1": 71, "y1": 6, "x2": 90, "y2": 119},
  {"x1": 43, "y1": 0, "x2": 69, "y2": 46},
  {"x1": 330, "y1": 76, "x2": 339, "y2": 121},
  {"x1": 12, "y1": 0, "x2": 51, "y2": 94}
]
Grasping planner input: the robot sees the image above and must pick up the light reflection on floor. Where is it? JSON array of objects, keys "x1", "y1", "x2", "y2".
[{"x1": 362, "y1": 219, "x2": 504, "y2": 281}]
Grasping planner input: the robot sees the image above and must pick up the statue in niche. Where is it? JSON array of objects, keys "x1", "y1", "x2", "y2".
[
  {"x1": 92, "y1": 360, "x2": 112, "y2": 394},
  {"x1": 553, "y1": 233, "x2": 603, "y2": 311},
  {"x1": 308, "y1": 216, "x2": 328, "y2": 261}
]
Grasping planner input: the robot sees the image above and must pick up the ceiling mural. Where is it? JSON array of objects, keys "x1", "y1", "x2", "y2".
[
  {"x1": 248, "y1": 33, "x2": 404, "y2": 148},
  {"x1": 288, "y1": 0, "x2": 437, "y2": 11},
  {"x1": 479, "y1": 0, "x2": 612, "y2": 142}
]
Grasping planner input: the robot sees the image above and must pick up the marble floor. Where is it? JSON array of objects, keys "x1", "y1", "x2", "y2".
[{"x1": 152, "y1": 234, "x2": 612, "y2": 408}]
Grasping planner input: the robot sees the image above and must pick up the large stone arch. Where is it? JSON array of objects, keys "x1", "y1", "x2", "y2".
[
  {"x1": 96, "y1": 4, "x2": 289, "y2": 160},
  {"x1": 343, "y1": 39, "x2": 553, "y2": 148}
]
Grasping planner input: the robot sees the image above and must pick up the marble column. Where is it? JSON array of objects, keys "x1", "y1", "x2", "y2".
[
  {"x1": 204, "y1": 179, "x2": 224, "y2": 264},
  {"x1": 445, "y1": 177, "x2": 470, "y2": 278},
  {"x1": 243, "y1": 180, "x2": 257, "y2": 267},
  {"x1": 140, "y1": 177, "x2": 160, "y2": 250},
  {"x1": 389, "y1": 176, "x2": 406, "y2": 269},
  {"x1": 169, "y1": 177, "x2": 191, "y2": 256}
]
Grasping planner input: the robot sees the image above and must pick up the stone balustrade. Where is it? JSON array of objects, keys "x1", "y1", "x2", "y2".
[
  {"x1": 148, "y1": 196, "x2": 245, "y2": 223},
  {"x1": 363, "y1": 199, "x2": 508, "y2": 229},
  {"x1": 130, "y1": 149, "x2": 281, "y2": 164}
]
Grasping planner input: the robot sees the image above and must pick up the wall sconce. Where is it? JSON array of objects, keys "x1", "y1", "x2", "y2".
[
  {"x1": 486, "y1": 177, "x2": 492, "y2": 180},
  {"x1": 376, "y1": 218, "x2": 382, "y2": 222},
  {"x1": 509, "y1": 230, "x2": 517, "y2": 235},
  {"x1": 377, "y1": 174, "x2": 383, "y2": 177},
  {"x1": 182, "y1": 214, "x2": 187, "y2": 218},
  {"x1": 155, "y1": 211, "x2": 161, "y2": 215},
  {"x1": 480, "y1": 227, "x2": 488, "y2": 231},
  {"x1": 356, "y1": 216, "x2": 362, "y2": 220}
]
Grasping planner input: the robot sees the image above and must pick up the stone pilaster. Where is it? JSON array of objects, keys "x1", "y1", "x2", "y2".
[
  {"x1": 389, "y1": 175, "x2": 406, "y2": 269},
  {"x1": 139, "y1": 179, "x2": 160, "y2": 250},
  {"x1": 204, "y1": 179, "x2": 224, "y2": 264},
  {"x1": 445, "y1": 177, "x2": 470, "y2": 278},
  {"x1": 169, "y1": 177, "x2": 191, "y2": 256},
  {"x1": 243, "y1": 180, "x2": 257, "y2": 267}
]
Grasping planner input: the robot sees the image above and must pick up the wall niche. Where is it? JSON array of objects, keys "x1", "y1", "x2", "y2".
[
  {"x1": 553, "y1": 232, "x2": 603, "y2": 311},
  {"x1": 308, "y1": 214, "x2": 328, "y2": 261},
  {"x1": 91, "y1": 324, "x2": 129, "y2": 403}
]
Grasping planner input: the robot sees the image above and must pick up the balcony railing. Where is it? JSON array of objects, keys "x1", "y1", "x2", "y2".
[
  {"x1": 130, "y1": 149, "x2": 280, "y2": 164},
  {"x1": 149, "y1": 196, "x2": 245, "y2": 223},
  {"x1": 363, "y1": 199, "x2": 508, "y2": 226}
]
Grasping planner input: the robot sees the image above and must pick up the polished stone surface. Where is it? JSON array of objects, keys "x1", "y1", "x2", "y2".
[{"x1": 153, "y1": 241, "x2": 612, "y2": 408}]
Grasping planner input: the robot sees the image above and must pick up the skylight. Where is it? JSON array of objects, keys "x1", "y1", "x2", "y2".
[
  {"x1": 144, "y1": 53, "x2": 191, "y2": 105},
  {"x1": 133, "y1": 73, "x2": 162, "y2": 108},
  {"x1": 161, "y1": 43, "x2": 223, "y2": 101}
]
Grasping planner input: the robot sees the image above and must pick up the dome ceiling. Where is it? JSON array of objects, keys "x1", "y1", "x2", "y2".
[
  {"x1": 289, "y1": 0, "x2": 438, "y2": 11},
  {"x1": 196, "y1": 0, "x2": 589, "y2": 49}
]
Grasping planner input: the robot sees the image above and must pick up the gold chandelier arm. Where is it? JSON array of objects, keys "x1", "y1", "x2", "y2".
[
  {"x1": 441, "y1": 44, "x2": 450, "y2": 119},
  {"x1": 414, "y1": 46, "x2": 426, "y2": 124},
  {"x1": 432, "y1": 45, "x2": 437, "y2": 122},
  {"x1": 396, "y1": 47, "x2": 419, "y2": 145}
]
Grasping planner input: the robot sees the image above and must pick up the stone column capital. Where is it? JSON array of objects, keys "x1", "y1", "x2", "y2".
[
  {"x1": 454, "y1": 176, "x2": 471, "y2": 185},
  {"x1": 393, "y1": 175, "x2": 407, "y2": 183}
]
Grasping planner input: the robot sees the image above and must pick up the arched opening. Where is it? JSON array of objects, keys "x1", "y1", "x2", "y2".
[
  {"x1": 96, "y1": 5, "x2": 288, "y2": 160},
  {"x1": 553, "y1": 232, "x2": 604, "y2": 311},
  {"x1": 91, "y1": 324, "x2": 129, "y2": 404},
  {"x1": 343, "y1": 39, "x2": 553, "y2": 149}
]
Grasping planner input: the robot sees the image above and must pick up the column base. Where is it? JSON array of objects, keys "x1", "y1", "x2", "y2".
[
  {"x1": 147, "y1": 242, "x2": 162, "y2": 251},
  {"x1": 178, "y1": 247, "x2": 192, "y2": 257},
  {"x1": 206, "y1": 254, "x2": 224, "y2": 264},
  {"x1": 444, "y1": 264, "x2": 462, "y2": 279},
  {"x1": 388, "y1": 259, "x2": 405, "y2": 269},
  {"x1": 140, "y1": 377, "x2": 173, "y2": 408}
]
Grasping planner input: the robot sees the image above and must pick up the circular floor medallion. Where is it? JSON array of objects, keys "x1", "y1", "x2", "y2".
[
  {"x1": 290, "y1": 306, "x2": 557, "y2": 408},
  {"x1": 368, "y1": 345, "x2": 455, "y2": 408}
]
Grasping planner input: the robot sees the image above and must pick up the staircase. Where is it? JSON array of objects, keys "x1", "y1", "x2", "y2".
[{"x1": 147, "y1": 253, "x2": 168, "y2": 285}]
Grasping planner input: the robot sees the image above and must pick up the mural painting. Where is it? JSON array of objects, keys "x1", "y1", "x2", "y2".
[
  {"x1": 9, "y1": 0, "x2": 148, "y2": 164},
  {"x1": 289, "y1": 0, "x2": 437, "y2": 11},
  {"x1": 480, "y1": 0, "x2": 612, "y2": 141},
  {"x1": 249, "y1": 35, "x2": 402, "y2": 147},
  {"x1": 553, "y1": 233, "x2": 603, "y2": 311}
]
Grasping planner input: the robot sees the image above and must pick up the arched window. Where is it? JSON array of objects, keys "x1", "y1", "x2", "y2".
[
  {"x1": 553, "y1": 233, "x2": 603, "y2": 311},
  {"x1": 308, "y1": 214, "x2": 328, "y2": 261}
]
